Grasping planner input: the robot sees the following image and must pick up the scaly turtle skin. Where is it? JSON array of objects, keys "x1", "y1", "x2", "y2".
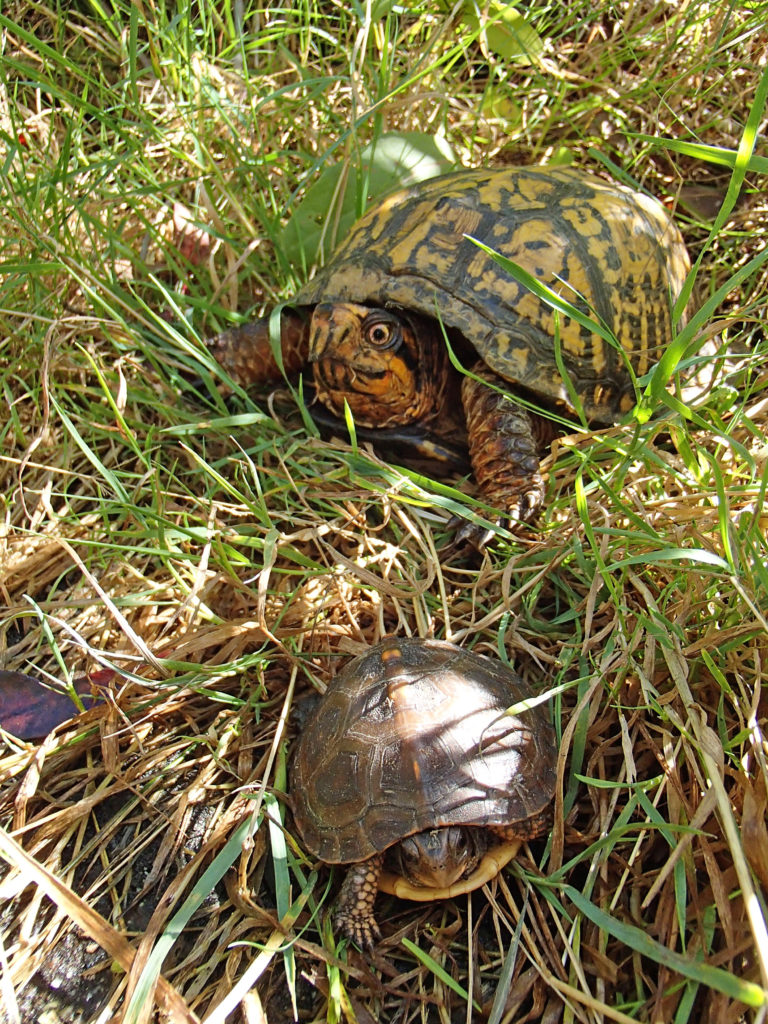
[
  {"x1": 211, "y1": 166, "x2": 690, "y2": 522},
  {"x1": 290, "y1": 637, "x2": 557, "y2": 949}
]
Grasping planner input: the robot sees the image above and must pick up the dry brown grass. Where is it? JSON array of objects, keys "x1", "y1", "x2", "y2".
[{"x1": 1, "y1": 2, "x2": 767, "y2": 1022}]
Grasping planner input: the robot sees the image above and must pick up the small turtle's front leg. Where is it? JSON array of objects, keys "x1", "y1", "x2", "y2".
[
  {"x1": 334, "y1": 853, "x2": 384, "y2": 950},
  {"x1": 462, "y1": 363, "x2": 554, "y2": 522},
  {"x1": 208, "y1": 306, "x2": 312, "y2": 386}
]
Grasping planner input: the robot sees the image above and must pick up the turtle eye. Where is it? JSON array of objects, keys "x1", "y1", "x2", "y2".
[{"x1": 363, "y1": 314, "x2": 401, "y2": 349}]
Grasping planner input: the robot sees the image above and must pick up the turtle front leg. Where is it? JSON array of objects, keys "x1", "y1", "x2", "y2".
[
  {"x1": 462, "y1": 363, "x2": 553, "y2": 522},
  {"x1": 334, "y1": 853, "x2": 384, "y2": 950},
  {"x1": 208, "y1": 306, "x2": 312, "y2": 386}
]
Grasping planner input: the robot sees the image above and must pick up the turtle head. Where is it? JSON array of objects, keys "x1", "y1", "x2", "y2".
[
  {"x1": 308, "y1": 302, "x2": 445, "y2": 428},
  {"x1": 394, "y1": 826, "x2": 486, "y2": 890}
]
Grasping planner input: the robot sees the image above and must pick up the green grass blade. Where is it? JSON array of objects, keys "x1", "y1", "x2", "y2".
[{"x1": 564, "y1": 884, "x2": 768, "y2": 1007}]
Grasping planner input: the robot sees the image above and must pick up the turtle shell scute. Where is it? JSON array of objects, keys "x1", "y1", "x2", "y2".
[
  {"x1": 296, "y1": 166, "x2": 690, "y2": 423},
  {"x1": 291, "y1": 637, "x2": 557, "y2": 864}
]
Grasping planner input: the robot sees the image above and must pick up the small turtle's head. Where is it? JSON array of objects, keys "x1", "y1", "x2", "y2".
[
  {"x1": 394, "y1": 826, "x2": 486, "y2": 890},
  {"x1": 308, "y1": 302, "x2": 444, "y2": 428}
]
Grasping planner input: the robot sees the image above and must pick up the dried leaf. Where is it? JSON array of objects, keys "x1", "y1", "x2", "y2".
[
  {"x1": 742, "y1": 774, "x2": 768, "y2": 892},
  {"x1": 0, "y1": 670, "x2": 99, "y2": 740},
  {"x1": 171, "y1": 201, "x2": 213, "y2": 265}
]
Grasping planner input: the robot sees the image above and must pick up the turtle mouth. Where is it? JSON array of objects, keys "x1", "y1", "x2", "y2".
[
  {"x1": 394, "y1": 826, "x2": 486, "y2": 890},
  {"x1": 313, "y1": 356, "x2": 416, "y2": 426},
  {"x1": 319, "y1": 357, "x2": 388, "y2": 391}
]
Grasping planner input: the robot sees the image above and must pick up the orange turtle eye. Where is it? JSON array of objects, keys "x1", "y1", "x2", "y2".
[{"x1": 363, "y1": 313, "x2": 402, "y2": 349}]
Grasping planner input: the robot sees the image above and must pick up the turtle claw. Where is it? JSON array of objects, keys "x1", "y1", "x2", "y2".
[
  {"x1": 460, "y1": 365, "x2": 548, "y2": 530},
  {"x1": 334, "y1": 908, "x2": 381, "y2": 951},
  {"x1": 447, "y1": 494, "x2": 540, "y2": 551},
  {"x1": 449, "y1": 516, "x2": 499, "y2": 551}
]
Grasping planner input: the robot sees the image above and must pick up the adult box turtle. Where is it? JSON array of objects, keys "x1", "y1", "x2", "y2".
[
  {"x1": 211, "y1": 165, "x2": 690, "y2": 522},
  {"x1": 291, "y1": 637, "x2": 556, "y2": 948}
]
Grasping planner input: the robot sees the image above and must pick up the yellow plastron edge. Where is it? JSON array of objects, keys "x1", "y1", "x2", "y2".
[{"x1": 377, "y1": 839, "x2": 522, "y2": 902}]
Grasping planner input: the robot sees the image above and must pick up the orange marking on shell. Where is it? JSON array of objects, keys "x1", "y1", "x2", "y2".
[{"x1": 381, "y1": 644, "x2": 404, "y2": 666}]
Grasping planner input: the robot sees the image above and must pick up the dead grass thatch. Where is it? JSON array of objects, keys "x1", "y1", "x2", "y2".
[{"x1": 1, "y1": 2, "x2": 767, "y2": 1023}]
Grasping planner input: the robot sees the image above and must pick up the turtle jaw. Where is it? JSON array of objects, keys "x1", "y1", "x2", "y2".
[
  {"x1": 308, "y1": 301, "x2": 438, "y2": 429},
  {"x1": 394, "y1": 826, "x2": 486, "y2": 890}
]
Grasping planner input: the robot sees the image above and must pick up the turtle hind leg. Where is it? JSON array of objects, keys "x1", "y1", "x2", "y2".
[
  {"x1": 462, "y1": 363, "x2": 554, "y2": 524},
  {"x1": 334, "y1": 854, "x2": 384, "y2": 950},
  {"x1": 207, "y1": 305, "x2": 312, "y2": 386}
]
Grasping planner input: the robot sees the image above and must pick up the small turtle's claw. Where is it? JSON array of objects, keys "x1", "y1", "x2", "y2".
[{"x1": 334, "y1": 909, "x2": 381, "y2": 952}]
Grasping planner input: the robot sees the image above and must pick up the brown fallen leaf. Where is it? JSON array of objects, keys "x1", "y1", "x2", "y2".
[
  {"x1": 171, "y1": 201, "x2": 214, "y2": 264},
  {"x1": 0, "y1": 670, "x2": 101, "y2": 740},
  {"x1": 741, "y1": 772, "x2": 768, "y2": 893}
]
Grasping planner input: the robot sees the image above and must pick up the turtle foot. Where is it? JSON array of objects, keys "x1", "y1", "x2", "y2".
[{"x1": 334, "y1": 854, "x2": 384, "y2": 950}]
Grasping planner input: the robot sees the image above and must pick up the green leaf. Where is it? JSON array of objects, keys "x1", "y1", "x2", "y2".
[
  {"x1": 636, "y1": 244, "x2": 768, "y2": 422},
  {"x1": 281, "y1": 133, "x2": 457, "y2": 267},
  {"x1": 267, "y1": 790, "x2": 298, "y2": 1021},
  {"x1": 123, "y1": 817, "x2": 254, "y2": 1024},
  {"x1": 607, "y1": 547, "x2": 731, "y2": 571},
  {"x1": 460, "y1": 1, "x2": 544, "y2": 64}
]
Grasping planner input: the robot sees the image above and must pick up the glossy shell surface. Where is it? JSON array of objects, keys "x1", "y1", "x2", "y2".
[
  {"x1": 297, "y1": 165, "x2": 690, "y2": 423},
  {"x1": 291, "y1": 637, "x2": 556, "y2": 864}
]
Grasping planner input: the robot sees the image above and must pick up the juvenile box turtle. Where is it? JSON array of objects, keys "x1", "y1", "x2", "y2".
[
  {"x1": 290, "y1": 637, "x2": 557, "y2": 948},
  {"x1": 211, "y1": 165, "x2": 690, "y2": 524}
]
